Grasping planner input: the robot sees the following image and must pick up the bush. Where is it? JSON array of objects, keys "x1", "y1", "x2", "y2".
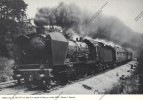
[
  {"x1": 105, "y1": 72, "x2": 139, "y2": 94},
  {"x1": 0, "y1": 57, "x2": 14, "y2": 82}
]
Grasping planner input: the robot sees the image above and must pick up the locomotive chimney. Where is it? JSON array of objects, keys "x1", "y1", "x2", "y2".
[
  {"x1": 36, "y1": 26, "x2": 46, "y2": 34},
  {"x1": 79, "y1": 37, "x2": 83, "y2": 41}
]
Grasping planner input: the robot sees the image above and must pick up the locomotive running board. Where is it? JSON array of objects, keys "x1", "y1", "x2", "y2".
[
  {"x1": 64, "y1": 60, "x2": 97, "y2": 65},
  {"x1": 17, "y1": 69, "x2": 49, "y2": 71}
]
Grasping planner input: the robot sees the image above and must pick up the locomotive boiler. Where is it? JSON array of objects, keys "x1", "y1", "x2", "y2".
[{"x1": 13, "y1": 26, "x2": 132, "y2": 89}]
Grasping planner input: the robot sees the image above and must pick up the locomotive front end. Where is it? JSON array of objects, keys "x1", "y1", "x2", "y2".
[{"x1": 13, "y1": 31, "x2": 68, "y2": 89}]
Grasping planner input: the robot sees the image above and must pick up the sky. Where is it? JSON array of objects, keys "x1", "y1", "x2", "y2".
[{"x1": 24, "y1": 0, "x2": 143, "y2": 33}]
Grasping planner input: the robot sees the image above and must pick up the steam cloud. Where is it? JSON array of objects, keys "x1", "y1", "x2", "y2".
[{"x1": 34, "y1": 3, "x2": 143, "y2": 56}]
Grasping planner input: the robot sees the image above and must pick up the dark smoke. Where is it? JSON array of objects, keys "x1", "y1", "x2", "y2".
[
  {"x1": 34, "y1": 3, "x2": 143, "y2": 57},
  {"x1": 34, "y1": 3, "x2": 89, "y2": 35}
]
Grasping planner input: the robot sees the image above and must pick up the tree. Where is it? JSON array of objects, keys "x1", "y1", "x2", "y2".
[{"x1": 0, "y1": 0, "x2": 28, "y2": 57}]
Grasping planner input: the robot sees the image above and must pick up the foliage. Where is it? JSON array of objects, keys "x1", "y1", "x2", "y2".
[
  {"x1": 0, "y1": 57, "x2": 14, "y2": 82},
  {"x1": 137, "y1": 48, "x2": 143, "y2": 93},
  {"x1": 0, "y1": 0, "x2": 28, "y2": 58}
]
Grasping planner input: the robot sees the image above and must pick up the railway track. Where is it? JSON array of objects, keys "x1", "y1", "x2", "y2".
[
  {"x1": 0, "y1": 65, "x2": 112, "y2": 95},
  {"x1": 0, "y1": 79, "x2": 25, "y2": 89},
  {"x1": 0, "y1": 72, "x2": 96, "y2": 93},
  {"x1": 0, "y1": 80, "x2": 17, "y2": 89},
  {"x1": 0, "y1": 61, "x2": 136, "y2": 95}
]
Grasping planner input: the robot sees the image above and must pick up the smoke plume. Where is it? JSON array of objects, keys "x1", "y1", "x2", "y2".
[{"x1": 34, "y1": 3, "x2": 143, "y2": 56}]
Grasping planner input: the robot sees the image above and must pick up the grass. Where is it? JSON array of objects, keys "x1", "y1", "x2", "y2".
[
  {"x1": 105, "y1": 75, "x2": 139, "y2": 94},
  {"x1": 104, "y1": 63, "x2": 139, "y2": 94}
]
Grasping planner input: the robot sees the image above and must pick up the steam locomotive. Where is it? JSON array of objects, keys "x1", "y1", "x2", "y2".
[{"x1": 12, "y1": 26, "x2": 132, "y2": 89}]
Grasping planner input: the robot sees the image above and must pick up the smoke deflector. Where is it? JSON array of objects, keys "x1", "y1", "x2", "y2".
[{"x1": 48, "y1": 32, "x2": 68, "y2": 66}]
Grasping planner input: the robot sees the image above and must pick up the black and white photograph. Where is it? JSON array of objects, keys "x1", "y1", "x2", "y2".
[{"x1": 0, "y1": 0, "x2": 143, "y2": 98}]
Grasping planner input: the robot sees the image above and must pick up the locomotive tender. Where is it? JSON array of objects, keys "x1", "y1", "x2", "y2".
[{"x1": 13, "y1": 26, "x2": 132, "y2": 89}]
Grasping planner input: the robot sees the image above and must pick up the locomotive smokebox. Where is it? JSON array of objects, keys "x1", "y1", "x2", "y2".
[
  {"x1": 30, "y1": 36, "x2": 47, "y2": 57},
  {"x1": 30, "y1": 37, "x2": 45, "y2": 51}
]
